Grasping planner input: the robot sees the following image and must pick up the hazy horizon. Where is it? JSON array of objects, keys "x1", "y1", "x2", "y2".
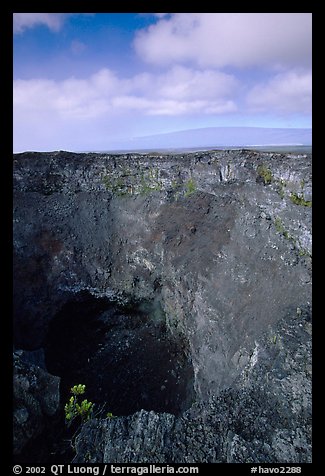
[{"x1": 13, "y1": 125, "x2": 312, "y2": 155}]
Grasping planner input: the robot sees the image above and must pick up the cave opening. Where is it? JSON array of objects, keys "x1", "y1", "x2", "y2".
[{"x1": 44, "y1": 292, "x2": 194, "y2": 417}]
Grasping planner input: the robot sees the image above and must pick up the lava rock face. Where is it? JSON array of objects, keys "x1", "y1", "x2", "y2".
[
  {"x1": 13, "y1": 351, "x2": 60, "y2": 456},
  {"x1": 13, "y1": 149, "x2": 312, "y2": 463}
]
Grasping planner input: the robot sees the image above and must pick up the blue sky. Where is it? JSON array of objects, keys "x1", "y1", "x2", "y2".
[{"x1": 13, "y1": 13, "x2": 312, "y2": 152}]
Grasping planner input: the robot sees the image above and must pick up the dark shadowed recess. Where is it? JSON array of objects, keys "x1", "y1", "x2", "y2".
[{"x1": 44, "y1": 291, "x2": 194, "y2": 418}]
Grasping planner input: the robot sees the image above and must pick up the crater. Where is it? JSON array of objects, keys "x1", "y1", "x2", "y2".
[{"x1": 44, "y1": 292, "x2": 194, "y2": 417}]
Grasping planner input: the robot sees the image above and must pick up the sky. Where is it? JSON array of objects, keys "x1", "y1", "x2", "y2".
[{"x1": 13, "y1": 13, "x2": 312, "y2": 152}]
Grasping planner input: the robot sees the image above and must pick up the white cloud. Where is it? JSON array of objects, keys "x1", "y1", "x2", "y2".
[
  {"x1": 246, "y1": 70, "x2": 312, "y2": 114},
  {"x1": 13, "y1": 13, "x2": 65, "y2": 34},
  {"x1": 13, "y1": 66, "x2": 238, "y2": 119},
  {"x1": 155, "y1": 66, "x2": 237, "y2": 100},
  {"x1": 134, "y1": 13, "x2": 312, "y2": 69},
  {"x1": 13, "y1": 13, "x2": 94, "y2": 34}
]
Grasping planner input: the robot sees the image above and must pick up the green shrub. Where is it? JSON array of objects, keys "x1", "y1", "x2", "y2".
[
  {"x1": 257, "y1": 164, "x2": 273, "y2": 185},
  {"x1": 71, "y1": 384, "x2": 86, "y2": 396},
  {"x1": 289, "y1": 192, "x2": 312, "y2": 207},
  {"x1": 185, "y1": 178, "x2": 196, "y2": 197},
  {"x1": 64, "y1": 384, "x2": 94, "y2": 425}
]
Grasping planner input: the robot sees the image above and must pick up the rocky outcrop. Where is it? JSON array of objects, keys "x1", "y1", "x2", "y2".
[
  {"x1": 13, "y1": 149, "x2": 312, "y2": 463},
  {"x1": 13, "y1": 350, "x2": 60, "y2": 456}
]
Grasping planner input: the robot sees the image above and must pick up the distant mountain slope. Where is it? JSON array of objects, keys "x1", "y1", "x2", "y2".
[{"x1": 126, "y1": 127, "x2": 312, "y2": 150}]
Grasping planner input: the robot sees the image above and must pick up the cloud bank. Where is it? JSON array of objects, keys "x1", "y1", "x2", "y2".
[
  {"x1": 14, "y1": 64, "x2": 311, "y2": 123},
  {"x1": 134, "y1": 13, "x2": 312, "y2": 69},
  {"x1": 13, "y1": 66, "x2": 238, "y2": 120},
  {"x1": 246, "y1": 71, "x2": 312, "y2": 114}
]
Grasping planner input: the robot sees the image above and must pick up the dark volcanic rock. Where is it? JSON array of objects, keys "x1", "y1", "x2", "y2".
[
  {"x1": 13, "y1": 350, "x2": 60, "y2": 456},
  {"x1": 13, "y1": 149, "x2": 312, "y2": 463},
  {"x1": 73, "y1": 306, "x2": 311, "y2": 463}
]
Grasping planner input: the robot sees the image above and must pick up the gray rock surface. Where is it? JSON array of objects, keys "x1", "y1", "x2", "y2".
[
  {"x1": 13, "y1": 350, "x2": 60, "y2": 455},
  {"x1": 13, "y1": 149, "x2": 312, "y2": 462}
]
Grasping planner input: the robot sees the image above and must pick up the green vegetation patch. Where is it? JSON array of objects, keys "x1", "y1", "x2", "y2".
[
  {"x1": 274, "y1": 217, "x2": 311, "y2": 258},
  {"x1": 103, "y1": 169, "x2": 198, "y2": 199},
  {"x1": 102, "y1": 167, "x2": 163, "y2": 196},
  {"x1": 289, "y1": 192, "x2": 312, "y2": 207},
  {"x1": 64, "y1": 383, "x2": 114, "y2": 428},
  {"x1": 102, "y1": 174, "x2": 130, "y2": 196},
  {"x1": 139, "y1": 169, "x2": 163, "y2": 195},
  {"x1": 257, "y1": 164, "x2": 273, "y2": 185},
  {"x1": 64, "y1": 384, "x2": 94, "y2": 425},
  {"x1": 184, "y1": 178, "x2": 197, "y2": 197}
]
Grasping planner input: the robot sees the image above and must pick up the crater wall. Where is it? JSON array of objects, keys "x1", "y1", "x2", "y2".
[{"x1": 13, "y1": 149, "x2": 312, "y2": 462}]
